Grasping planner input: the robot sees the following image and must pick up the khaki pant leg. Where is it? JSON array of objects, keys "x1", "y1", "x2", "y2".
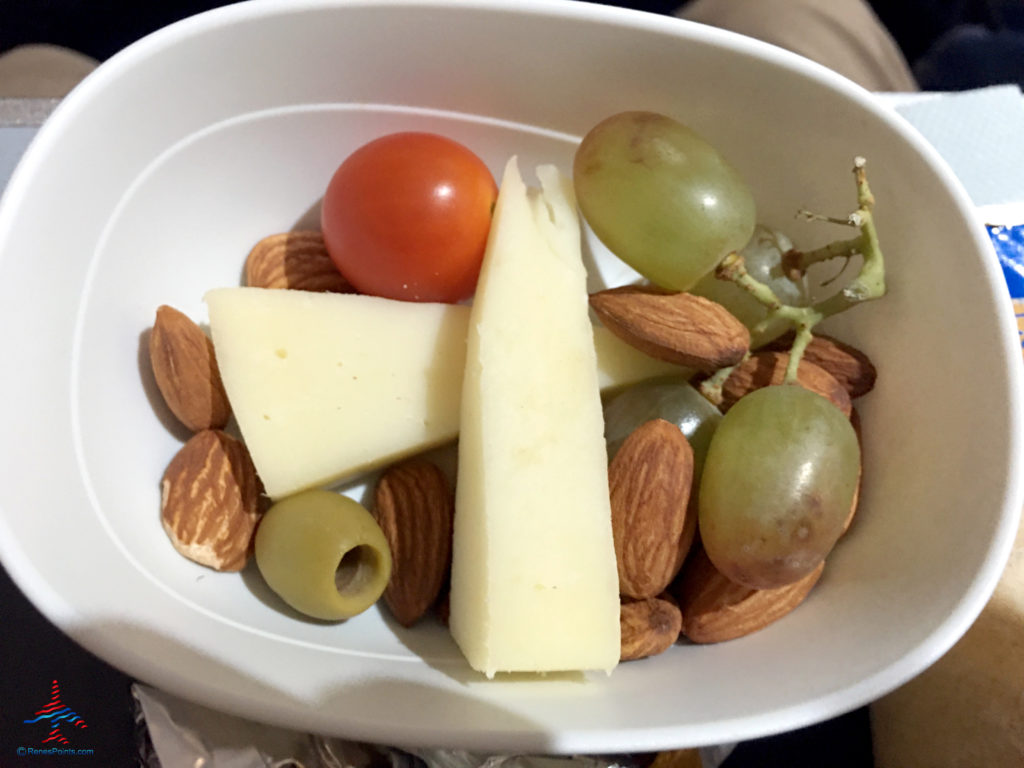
[
  {"x1": 675, "y1": 0, "x2": 918, "y2": 92},
  {"x1": 870, "y1": 517, "x2": 1024, "y2": 767},
  {"x1": 0, "y1": 44, "x2": 99, "y2": 98}
]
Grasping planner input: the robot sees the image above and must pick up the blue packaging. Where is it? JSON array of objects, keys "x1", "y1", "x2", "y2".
[{"x1": 987, "y1": 223, "x2": 1024, "y2": 357}]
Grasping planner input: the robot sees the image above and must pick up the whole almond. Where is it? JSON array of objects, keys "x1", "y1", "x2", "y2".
[
  {"x1": 675, "y1": 546, "x2": 823, "y2": 644},
  {"x1": 245, "y1": 230, "x2": 354, "y2": 293},
  {"x1": 150, "y1": 305, "x2": 231, "y2": 432},
  {"x1": 620, "y1": 597, "x2": 683, "y2": 661},
  {"x1": 609, "y1": 419, "x2": 695, "y2": 599},
  {"x1": 766, "y1": 332, "x2": 877, "y2": 398},
  {"x1": 720, "y1": 351, "x2": 852, "y2": 416},
  {"x1": 161, "y1": 430, "x2": 262, "y2": 572},
  {"x1": 373, "y1": 459, "x2": 454, "y2": 627},
  {"x1": 590, "y1": 286, "x2": 749, "y2": 372}
]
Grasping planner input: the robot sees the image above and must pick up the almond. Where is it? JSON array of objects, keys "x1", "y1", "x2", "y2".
[
  {"x1": 675, "y1": 546, "x2": 823, "y2": 643},
  {"x1": 766, "y1": 332, "x2": 876, "y2": 398},
  {"x1": 609, "y1": 419, "x2": 695, "y2": 599},
  {"x1": 656, "y1": 588, "x2": 680, "y2": 610},
  {"x1": 161, "y1": 430, "x2": 263, "y2": 572},
  {"x1": 149, "y1": 305, "x2": 231, "y2": 432},
  {"x1": 373, "y1": 458, "x2": 454, "y2": 627},
  {"x1": 589, "y1": 286, "x2": 749, "y2": 372},
  {"x1": 620, "y1": 596, "x2": 682, "y2": 661},
  {"x1": 720, "y1": 351, "x2": 852, "y2": 416},
  {"x1": 245, "y1": 230, "x2": 354, "y2": 293}
]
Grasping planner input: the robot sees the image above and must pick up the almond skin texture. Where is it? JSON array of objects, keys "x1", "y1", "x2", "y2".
[
  {"x1": 609, "y1": 419, "x2": 695, "y2": 599},
  {"x1": 721, "y1": 351, "x2": 852, "y2": 416},
  {"x1": 766, "y1": 332, "x2": 877, "y2": 398},
  {"x1": 589, "y1": 286, "x2": 749, "y2": 372},
  {"x1": 620, "y1": 597, "x2": 683, "y2": 661},
  {"x1": 373, "y1": 458, "x2": 454, "y2": 627},
  {"x1": 676, "y1": 547, "x2": 823, "y2": 643},
  {"x1": 245, "y1": 230, "x2": 354, "y2": 293},
  {"x1": 161, "y1": 430, "x2": 262, "y2": 572},
  {"x1": 150, "y1": 305, "x2": 231, "y2": 432}
]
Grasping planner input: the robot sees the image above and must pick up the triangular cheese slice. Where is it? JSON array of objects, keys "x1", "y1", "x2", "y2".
[
  {"x1": 206, "y1": 288, "x2": 469, "y2": 499},
  {"x1": 448, "y1": 158, "x2": 621, "y2": 676}
]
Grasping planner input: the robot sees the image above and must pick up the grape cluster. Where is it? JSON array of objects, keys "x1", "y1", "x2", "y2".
[{"x1": 579, "y1": 111, "x2": 882, "y2": 612}]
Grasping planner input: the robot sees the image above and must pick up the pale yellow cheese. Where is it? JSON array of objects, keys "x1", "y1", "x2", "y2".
[
  {"x1": 205, "y1": 288, "x2": 470, "y2": 499},
  {"x1": 205, "y1": 288, "x2": 684, "y2": 501},
  {"x1": 593, "y1": 323, "x2": 692, "y2": 393},
  {"x1": 448, "y1": 158, "x2": 621, "y2": 677}
]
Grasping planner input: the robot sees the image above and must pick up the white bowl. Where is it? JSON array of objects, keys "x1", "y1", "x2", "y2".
[{"x1": 1, "y1": 0, "x2": 1021, "y2": 754}]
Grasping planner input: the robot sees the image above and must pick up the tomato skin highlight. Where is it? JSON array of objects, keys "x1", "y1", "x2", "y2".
[{"x1": 321, "y1": 132, "x2": 498, "y2": 303}]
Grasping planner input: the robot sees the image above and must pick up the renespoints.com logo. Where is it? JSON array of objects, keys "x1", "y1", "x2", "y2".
[{"x1": 22, "y1": 680, "x2": 88, "y2": 746}]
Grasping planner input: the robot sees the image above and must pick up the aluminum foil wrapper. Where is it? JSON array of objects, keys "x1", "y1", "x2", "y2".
[{"x1": 131, "y1": 685, "x2": 731, "y2": 768}]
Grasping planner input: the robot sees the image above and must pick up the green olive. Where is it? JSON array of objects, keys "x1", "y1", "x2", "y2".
[{"x1": 255, "y1": 490, "x2": 392, "y2": 621}]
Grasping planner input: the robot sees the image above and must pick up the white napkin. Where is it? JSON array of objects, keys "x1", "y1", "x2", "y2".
[{"x1": 881, "y1": 84, "x2": 1024, "y2": 213}]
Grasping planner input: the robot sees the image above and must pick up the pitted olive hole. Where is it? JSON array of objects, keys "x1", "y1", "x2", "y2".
[{"x1": 334, "y1": 545, "x2": 378, "y2": 595}]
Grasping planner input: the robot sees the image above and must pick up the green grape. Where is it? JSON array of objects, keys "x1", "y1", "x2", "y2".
[
  {"x1": 698, "y1": 385, "x2": 859, "y2": 590},
  {"x1": 604, "y1": 379, "x2": 719, "y2": 580},
  {"x1": 691, "y1": 225, "x2": 808, "y2": 346},
  {"x1": 574, "y1": 111, "x2": 756, "y2": 290},
  {"x1": 255, "y1": 490, "x2": 392, "y2": 621},
  {"x1": 603, "y1": 378, "x2": 721, "y2": 475}
]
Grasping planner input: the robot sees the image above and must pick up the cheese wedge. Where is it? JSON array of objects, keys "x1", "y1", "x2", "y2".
[
  {"x1": 448, "y1": 158, "x2": 621, "y2": 677},
  {"x1": 205, "y1": 288, "x2": 685, "y2": 500},
  {"x1": 594, "y1": 323, "x2": 692, "y2": 392},
  {"x1": 205, "y1": 288, "x2": 470, "y2": 499}
]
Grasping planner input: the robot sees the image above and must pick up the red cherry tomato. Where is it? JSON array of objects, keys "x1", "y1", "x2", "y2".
[{"x1": 321, "y1": 132, "x2": 498, "y2": 303}]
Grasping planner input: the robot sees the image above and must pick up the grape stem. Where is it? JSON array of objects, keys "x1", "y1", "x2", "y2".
[
  {"x1": 715, "y1": 157, "x2": 885, "y2": 383},
  {"x1": 698, "y1": 356, "x2": 746, "y2": 404}
]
